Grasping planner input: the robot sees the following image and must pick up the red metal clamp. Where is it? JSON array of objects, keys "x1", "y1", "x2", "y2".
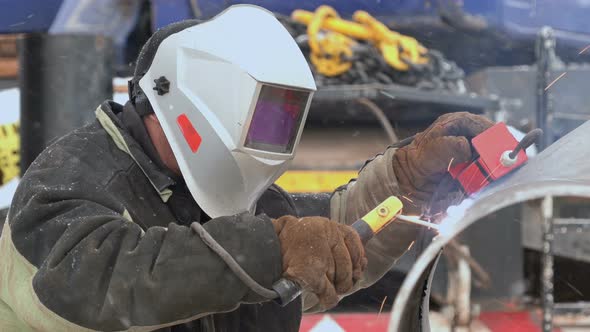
[{"x1": 448, "y1": 122, "x2": 530, "y2": 195}]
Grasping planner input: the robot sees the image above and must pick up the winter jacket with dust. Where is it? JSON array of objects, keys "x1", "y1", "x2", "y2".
[{"x1": 0, "y1": 101, "x2": 417, "y2": 331}]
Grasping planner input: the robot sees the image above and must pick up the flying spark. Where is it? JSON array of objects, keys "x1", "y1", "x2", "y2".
[
  {"x1": 9, "y1": 21, "x2": 26, "y2": 27},
  {"x1": 447, "y1": 157, "x2": 455, "y2": 172},
  {"x1": 479, "y1": 162, "x2": 504, "y2": 186},
  {"x1": 544, "y1": 72, "x2": 567, "y2": 91},
  {"x1": 579, "y1": 45, "x2": 590, "y2": 55},
  {"x1": 378, "y1": 296, "x2": 388, "y2": 317},
  {"x1": 458, "y1": 166, "x2": 479, "y2": 201},
  {"x1": 560, "y1": 278, "x2": 583, "y2": 297},
  {"x1": 402, "y1": 195, "x2": 414, "y2": 203}
]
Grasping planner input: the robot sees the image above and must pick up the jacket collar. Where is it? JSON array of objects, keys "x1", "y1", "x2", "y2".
[{"x1": 95, "y1": 101, "x2": 176, "y2": 202}]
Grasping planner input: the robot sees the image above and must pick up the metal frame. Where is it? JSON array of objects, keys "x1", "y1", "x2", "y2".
[
  {"x1": 310, "y1": 83, "x2": 500, "y2": 111},
  {"x1": 541, "y1": 196, "x2": 554, "y2": 332},
  {"x1": 535, "y1": 27, "x2": 556, "y2": 150},
  {"x1": 533, "y1": 26, "x2": 590, "y2": 332},
  {"x1": 18, "y1": 33, "x2": 113, "y2": 174}
]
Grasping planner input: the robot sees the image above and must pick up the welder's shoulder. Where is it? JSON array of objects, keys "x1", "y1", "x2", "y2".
[{"x1": 24, "y1": 120, "x2": 134, "y2": 188}]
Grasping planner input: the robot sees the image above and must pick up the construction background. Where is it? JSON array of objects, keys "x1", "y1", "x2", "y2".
[{"x1": 2, "y1": 1, "x2": 590, "y2": 331}]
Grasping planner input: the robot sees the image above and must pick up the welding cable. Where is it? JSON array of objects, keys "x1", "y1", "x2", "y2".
[
  {"x1": 190, "y1": 222, "x2": 278, "y2": 300},
  {"x1": 509, "y1": 128, "x2": 543, "y2": 159},
  {"x1": 357, "y1": 134, "x2": 415, "y2": 174},
  {"x1": 189, "y1": 0, "x2": 202, "y2": 18},
  {"x1": 357, "y1": 98, "x2": 399, "y2": 143}
]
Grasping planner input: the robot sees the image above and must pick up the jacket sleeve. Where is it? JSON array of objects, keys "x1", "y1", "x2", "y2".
[
  {"x1": 302, "y1": 146, "x2": 420, "y2": 312},
  {"x1": 1, "y1": 169, "x2": 282, "y2": 331}
]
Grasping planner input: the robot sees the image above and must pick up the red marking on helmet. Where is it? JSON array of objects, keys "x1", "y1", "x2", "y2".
[{"x1": 176, "y1": 114, "x2": 202, "y2": 153}]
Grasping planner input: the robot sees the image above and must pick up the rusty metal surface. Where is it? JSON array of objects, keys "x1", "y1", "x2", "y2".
[{"x1": 388, "y1": 119, "x2": 590, "y2": 331}]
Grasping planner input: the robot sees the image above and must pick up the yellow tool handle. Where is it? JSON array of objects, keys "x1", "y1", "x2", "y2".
[{"x1": 351, "y1": 196, "x2": 403, "y2": 243}]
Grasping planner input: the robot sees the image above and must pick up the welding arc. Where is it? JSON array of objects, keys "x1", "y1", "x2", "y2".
[{"x1": 508, "y1": 128, "x2": 543, "y2": 159}]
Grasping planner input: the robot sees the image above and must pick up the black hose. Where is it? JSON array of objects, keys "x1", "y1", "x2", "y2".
[
  {"x1": 509, "y1": 128, "x2": 543, "y2": 159},
  {"x1": 357, "y1": 98, "x2": 399, "y2": 143}
]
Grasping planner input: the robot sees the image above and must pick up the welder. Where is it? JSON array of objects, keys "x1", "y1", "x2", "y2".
[{"x1": 0, "y1": 5, "x2": 494, "y2": 332}]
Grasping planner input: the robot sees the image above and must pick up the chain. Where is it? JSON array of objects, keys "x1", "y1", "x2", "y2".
[{"x1": 279, "y1": 15, "x2": 466, "y2": 93}]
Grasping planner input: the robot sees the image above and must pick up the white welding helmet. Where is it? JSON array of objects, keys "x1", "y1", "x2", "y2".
[{"x1": 136, "y1": 5, "x2": 316, "y2": 218}]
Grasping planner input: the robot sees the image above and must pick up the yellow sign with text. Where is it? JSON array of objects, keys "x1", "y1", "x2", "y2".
[{"x1": 0, "y1": 122, "x2": 19, "y2": 185}]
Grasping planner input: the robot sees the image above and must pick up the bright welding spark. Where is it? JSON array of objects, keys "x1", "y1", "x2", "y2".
[
  {"x1": 560, "y1": 278, "x2": 583, "y2": 297},
  {"x1": 544, "y1": 72, "x2": 567, "y2": 91},
  {"x1": 407, "y1": 241, "x2": 415, "y2": 250},
  {"x1": 402, "y1": 195, "x2": 414, "y2": 203},
  {"x1": 447, "y1": 157, "x2": 455, "y2": 172},
  {"x1": 378, "y1": 296, "x2": 388, "y2": 317},
  {"x1": 436, "y1": 198, "x2": 475, "y2": 237},
  {"x1": 579, "y1": 45, "x2": 590, "y2": 55}
]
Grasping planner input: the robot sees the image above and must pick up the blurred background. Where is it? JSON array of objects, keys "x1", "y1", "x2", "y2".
[{"x1": 2, "y1": 1, "x2": 590, "y2": 331}]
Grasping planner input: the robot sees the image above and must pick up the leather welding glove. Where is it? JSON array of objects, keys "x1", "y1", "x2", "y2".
[
  {"x1": 327, "y1": 112, "x2": 494, "y2": 309},
  {"x1": 393, "y1": 112, "x2": 494, "y2": 214},
  {"x1": 272, "y1": 215, "x2": 368, "y2": 310}
]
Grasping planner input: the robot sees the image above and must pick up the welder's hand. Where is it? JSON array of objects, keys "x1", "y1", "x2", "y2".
[
  {"x1": 272, "y1": 215, "x2": 367, "y2": 309},
  {"x1": 393, "y1": 112, "x2": 494, "y2": 214}
]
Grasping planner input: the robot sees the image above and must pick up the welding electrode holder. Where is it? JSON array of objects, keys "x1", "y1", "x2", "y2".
[{"x1": 191, "y1": 197, "x2": 404, "y2": 307}]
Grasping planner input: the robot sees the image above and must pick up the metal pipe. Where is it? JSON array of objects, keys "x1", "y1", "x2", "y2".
[
  {"x1": 18, "y1": 33, "x2": 113, "y2": 174},
  {"x1": 541, "y1": 196, "x2": 554, "y2": 332},
  {"x1": 535, "y1": 27, "x2": 555, "y2": 150}
]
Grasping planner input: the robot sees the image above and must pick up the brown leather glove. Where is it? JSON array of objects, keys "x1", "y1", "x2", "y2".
[
  {"x1": 393, "y1": 112, "x2": 494, "y2": 215},
  {"x1": 272, "y1": 215, "x2": 367, "y2": 309}
]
